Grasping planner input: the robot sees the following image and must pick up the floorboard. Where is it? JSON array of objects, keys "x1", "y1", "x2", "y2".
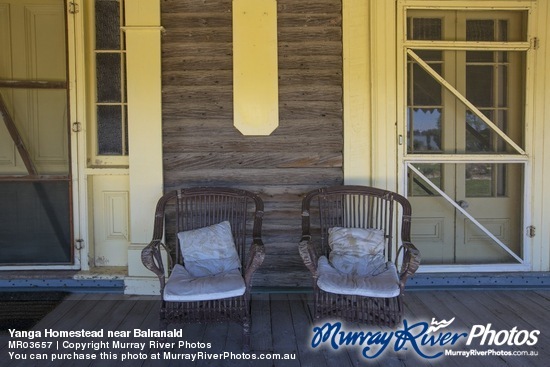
[{"x1": 270, "y1": 294, "x2": 301, "y2": 367}]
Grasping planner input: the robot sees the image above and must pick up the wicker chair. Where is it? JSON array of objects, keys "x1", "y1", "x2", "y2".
[
  {"x1": 141, "y1": 187, "x2": 265, "y2": 351},
  {"x1": 299, "y1": 185, "x2": 420, "y2": 327}
]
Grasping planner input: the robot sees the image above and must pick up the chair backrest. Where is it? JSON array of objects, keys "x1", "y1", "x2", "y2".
[
  {"x1": 301, "y1": 185, "x2": 412, "y2": 262},
  {"x1": 151, "y1": 187, "x2": 264, "y2": 271}
]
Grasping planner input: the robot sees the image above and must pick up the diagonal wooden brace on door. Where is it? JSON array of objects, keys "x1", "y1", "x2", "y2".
[
  {"x1": 407, "y1": 49, "x2": 526, "y2": 156},
  {"x1": 0, "y1": 91, "x2": 68, "y2": 249},
  {"x1": 0, "y1": 93, "x2": 38, "y2": 175},
  {"x1": 408, "y1": 163, "x2": 523, "y2": 263}
]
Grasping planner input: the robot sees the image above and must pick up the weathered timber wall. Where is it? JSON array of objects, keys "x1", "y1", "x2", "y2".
[{"x1": 161, "y1": 0, "x2": 343, "y2": 287}]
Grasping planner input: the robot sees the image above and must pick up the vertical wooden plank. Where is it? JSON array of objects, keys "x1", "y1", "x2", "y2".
[
  {"x1": 270, "y1": 294, "x2": 300, "y2": 367},
  {"x1": 250, "y1": 293, "x2": 273, "y2": 353},
  {"x1": 288, "y1": 293, "x2": 332, "y2": 367}
]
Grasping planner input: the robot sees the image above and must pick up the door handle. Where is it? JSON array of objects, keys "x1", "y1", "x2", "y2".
[{"x1": 456, "y1": 200, "x2": 469, "y2": 209}]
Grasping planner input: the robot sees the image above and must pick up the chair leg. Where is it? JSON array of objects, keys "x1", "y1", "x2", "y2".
[
  {"x1": 242, "y1": 317, "x2": 251, "y2": 352},
  {"x1": 158, "y1": 314, "x2": 169, "y2": 342}
]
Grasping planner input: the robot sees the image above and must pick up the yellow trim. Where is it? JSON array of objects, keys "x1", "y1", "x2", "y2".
[
  {"x1": 342, "y1": 0, "x2": 371, "y2": 185},
  {"x1": 124, "y1": 1, "x2": 163, "y2": 245}
]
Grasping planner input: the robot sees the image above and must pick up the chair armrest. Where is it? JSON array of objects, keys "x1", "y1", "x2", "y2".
[
  {"x1": 397, "y1": 241, "x2": 421, "y2": 289},
  {"x1": 141, "y1": 240, "x2": 167, "y2": 292},
  {"x1": 244, "y1": 239, "x2": 265, "y2": 287},
  {"x1": 299, "y1": 237, "x2": 318, "y2": 275}
]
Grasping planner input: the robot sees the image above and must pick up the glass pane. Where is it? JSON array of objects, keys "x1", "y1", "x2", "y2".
[
  {"x1": 413, "y1": 63, "x2": 442, "y2": 105},
  {"x1": 466, "y1": 110, "x2": 493, "y2": 152},
  {"x1": 122, "y1": 53, "x2": 127, "y2": 103},
  {"x1": 466, "y1": 65, "x2": 494, "y2": 107},
  {"x1": 499, "y1": 20, "x2": 508, "y2": 41},
  {"x1": 408, "y1": 164, "x2": 442, "y2": 196},
  {"x1": 466, "y1": 20, "x2": 495, "y2": 41},
  {"x1": 497, "y1": 163, "x2": 506, "y2": 196},
  {"x1": 410, "y1": 18, "x2": 442, "y2": 40},
  {"x1": 466, "y1": 51, "x2": 493, "y2": 63},
  {"x1": 466, "y1": 163, "x2": 493, "y2": 197},
  {"x1": 408, "y1": 108, "x2": 442, "y2": 152},
  {"x1": 465, "y1": 164, "x2": 510, "y2": 198},
  {"x1": 408, "y1": 10, "x2": 527, "y2": 42},
  {"x1": 498, "y1": 64, "x2": 508, "y2": 107},
  {"x1": 0, "y1": 181, "x2": 71, "y2": 264},
  {"x1": 123, "y1": 105, "x2": 128, "y2": 154},
  {"x1": 95, "y1": 0, "x2": 120, "y2": 50},
  {"x1": 416, "y1": 50, "x2": 442, "y2": 62},
  {"x1": 497, "y1": 110, "x2": 508, "y2": 152},
  {"x1": 96, "y1": 53, "x2": 121, "y2": 103},
  {"x1": 97, "y1": 105, "x2": 122, "y2": 155}
]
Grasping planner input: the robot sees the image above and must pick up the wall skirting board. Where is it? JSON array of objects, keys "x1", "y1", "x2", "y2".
[{"x1": 2, "y1": 272, "x2": 550, "y2": 294}]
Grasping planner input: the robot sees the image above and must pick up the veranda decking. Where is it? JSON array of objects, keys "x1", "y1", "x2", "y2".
[{"x1": 1, "y1": 290, "x2": 549, "y2": 367}]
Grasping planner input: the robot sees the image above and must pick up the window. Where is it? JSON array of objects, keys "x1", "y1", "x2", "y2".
[{"x1": 86, "y1": 0, "x2": 128, "y2": 166}]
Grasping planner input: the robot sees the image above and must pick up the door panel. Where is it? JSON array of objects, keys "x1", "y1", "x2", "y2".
[{"x1": 455, "y1": 163, "x2": 522, "y2": 262}]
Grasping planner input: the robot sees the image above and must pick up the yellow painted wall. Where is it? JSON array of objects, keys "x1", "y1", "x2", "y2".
[
  {"x1": 342, "y1": 0, "x2": 371, "y2": 185},
  {"x1": 343, "y1": 0, "x2": 398, "y2": 191}
]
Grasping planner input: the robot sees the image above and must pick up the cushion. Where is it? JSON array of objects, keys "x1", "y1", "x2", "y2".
[
  {"x1": 328, "y1": 227, "x2": 386, "y2": 276},
  {"x1": 164, "y1": 264, "x2": 246, "y2": 301},
  {"x1": 317, "y1": 256, "x2": 400, "y2": 298},
  {"x1": 177, "y1": 221, "x2": 241, "y2": 277}
]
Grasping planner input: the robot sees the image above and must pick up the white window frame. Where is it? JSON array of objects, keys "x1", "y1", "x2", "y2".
[{"x1": 84, "y1": 0, "x2": 129, "y2": 167}]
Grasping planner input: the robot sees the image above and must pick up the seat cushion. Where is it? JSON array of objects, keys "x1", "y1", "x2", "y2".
[
  {"x1": 177, "y1": 221, "x2": 241, "y2": 277},
  {"x1": 164, "y1": 264, "x2": 246, "y2": 301},
  {"x1": 328, "y1": 227, "x2": 386, "y2": 276},
  {"x1": 317, "y1": 256, "x2": 400, "y2": 298}
]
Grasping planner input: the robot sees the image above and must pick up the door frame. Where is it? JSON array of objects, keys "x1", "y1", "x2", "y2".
[{"x1": 396, "y1": 0, "x2": 535, "y2": 272}]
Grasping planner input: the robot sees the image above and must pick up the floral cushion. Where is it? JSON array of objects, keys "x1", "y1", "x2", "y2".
[
  {"x1": 328, "y1": 227, "x2": 386, "y2": 276},
  {"x1": 177, "y1": 221, "x2": 241, "y2": 277}
]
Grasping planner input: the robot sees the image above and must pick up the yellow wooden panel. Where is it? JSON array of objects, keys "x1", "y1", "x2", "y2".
[
  {"x1": 233, "y1": 0, "x2": 278, "y2": 135},
  {"x1": 125, "y1": 29, "x2": 164, "y2": 245},
  {"x1": 92, "y1": 175, "x2": 130, "y2": 266},
  {"x1": 124, "y1": 0, "x2": 160, "y2": 27}
]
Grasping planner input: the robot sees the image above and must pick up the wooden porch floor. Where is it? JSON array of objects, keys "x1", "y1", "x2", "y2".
[{"x1": 1, "y1": 290, "x2": 549, "y2": 366}]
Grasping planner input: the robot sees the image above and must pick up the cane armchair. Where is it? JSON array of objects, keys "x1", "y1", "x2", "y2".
[
  {"x1": 299, "y1": 185, "x2": 420, "y2": 327},
  {"x1": 141, "y1": 187, "x2": 265, "y2": 350}
]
